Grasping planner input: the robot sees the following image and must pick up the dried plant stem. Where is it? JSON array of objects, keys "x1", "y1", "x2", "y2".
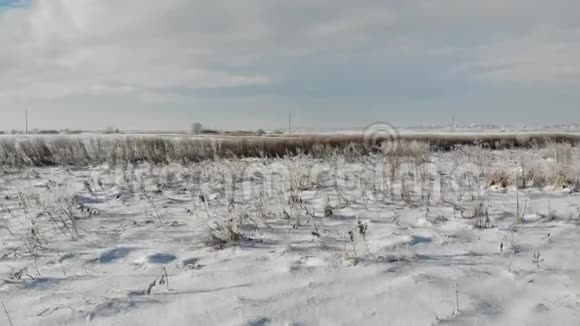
[
  {"x1": 163, "y1": 267, "x2": 169, "y2": 290},
  {"x1": 1, "y1": 299, "x2": 14, "y2": 326}
]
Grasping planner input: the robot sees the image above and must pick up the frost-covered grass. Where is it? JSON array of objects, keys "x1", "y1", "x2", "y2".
[{"x1": 1, "y1": 141, "x2": 580, "y2": 325}]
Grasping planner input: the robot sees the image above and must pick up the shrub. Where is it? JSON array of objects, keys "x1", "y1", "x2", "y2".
[
  {"x1": 35, "y1": 130, "x2": 60, "y2": 134},
  {"x1": 543, "y1": 142, "x2": 573, "y2": 164},
  {"x1": 548, "y1": 165, "x2": 579, "y2": 189},
  {"x1": 201, "y1": 129, "x2": 219, "y2": 134},
  {"x1": 524, "y1": 166, "x2": 547, "y2": 188},
  {"x1": 489, "y1": 169, "x2": 511, "y2": 188},
  {"x1": 64, "y1": 129, "x2": 83, "y2": 134}
]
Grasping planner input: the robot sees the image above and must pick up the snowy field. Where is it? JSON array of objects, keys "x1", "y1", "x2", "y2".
[{"x1": 1, "y1": 141, "x2": 580, "y2": 325}]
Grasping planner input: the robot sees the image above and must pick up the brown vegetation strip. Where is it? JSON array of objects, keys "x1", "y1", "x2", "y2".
[{"x1": 0, "y1": 133, "x2": 579, "y2": 166}]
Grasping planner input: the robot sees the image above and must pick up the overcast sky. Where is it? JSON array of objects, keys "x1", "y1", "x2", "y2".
[{"x1": 1, "y1": 0, "x2": 579, "y2": 131}]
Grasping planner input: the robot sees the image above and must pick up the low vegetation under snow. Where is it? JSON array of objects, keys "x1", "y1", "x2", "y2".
[{"x1": 1, "y1": 138, "x2": 580, "y2": 325}]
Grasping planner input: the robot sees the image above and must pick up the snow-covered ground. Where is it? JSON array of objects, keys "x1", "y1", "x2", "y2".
[{"x1": 1, "y1": 145, "x2": 580, "y2": 325}]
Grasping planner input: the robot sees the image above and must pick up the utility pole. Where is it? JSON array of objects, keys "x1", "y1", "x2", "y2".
[
  {"x1": 25, "y1": 109, "x2": 28, "y2": 134},
  {"x1": 451, "y1": 114, "x2": 455, "y2": 132},
  {"x1": 288, "y1": 113, "x2": 292, "y2": 134}
]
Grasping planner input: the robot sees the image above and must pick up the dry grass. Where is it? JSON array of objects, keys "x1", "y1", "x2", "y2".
[
  {"x1": 542, "y1": 142, "x2": 573, "y2": 164},
  {"x1": 489, "y1": 169, "x2": 512, "y2": 188},
  {"x1": 0, "y1": 133, "x2": 578, "y2": 167},
  {"x1": 548, "y1": 165, "x2": 579, "y2": 189},
  {"x1": 524, "y1": 166, "x2": 548, "y2": 188}
]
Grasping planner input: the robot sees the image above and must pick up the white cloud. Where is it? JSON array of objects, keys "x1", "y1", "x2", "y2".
[
  {"x1": 468, "y1": 27, "x2": 580, "y2": 84},
  {"x1": 1, "y1": 0, "x2": 579, "y2": 102},
  {"x1": 0, "y1": 0, "x2": 279, "y2": 98}
]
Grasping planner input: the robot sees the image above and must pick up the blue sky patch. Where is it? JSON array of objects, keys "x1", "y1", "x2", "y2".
[{"x1": 0, "y1": 0, "x2": 31, "y2": 10}]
